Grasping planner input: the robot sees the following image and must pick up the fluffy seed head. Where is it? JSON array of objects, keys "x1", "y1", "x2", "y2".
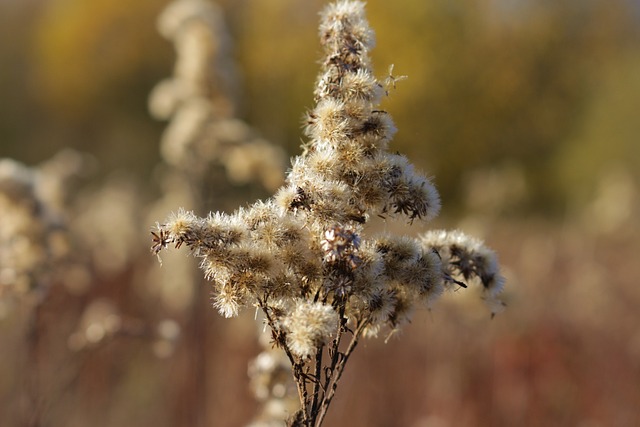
[
  {"x1": 212, "y1": 283, "x2": 244, "y2": 318},
  {"x1": 284, "y1": 300, "x2": 339, "y2": 358}
]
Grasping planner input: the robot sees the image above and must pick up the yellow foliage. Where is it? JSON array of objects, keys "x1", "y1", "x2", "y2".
[{"x1": 31, "y1": 0, "x2": 168, "y2": 118}]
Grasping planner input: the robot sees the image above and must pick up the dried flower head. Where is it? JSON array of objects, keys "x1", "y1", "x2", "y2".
[
  {"x1": 149, "y1": 0, "x2": 285, "y2": 190},
  {"x1": 321, "y1": 226, "x2": 361, "y2": 267},
  {"x1": 0, "y1": 154, "x2": 84, "y2": 305},
  {"x1": 152, "y1": 2, "x2": 505, "y2": 425},
  {"x1": 283, "y1": 300, "x2": 339, "y2": 358}
]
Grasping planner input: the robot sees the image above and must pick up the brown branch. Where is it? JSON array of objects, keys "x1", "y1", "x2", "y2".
[
  {"x1": 23, "y1": 299, "x2": 43, "y2": 427},
  {"x1": 314, "y1": 318, "x2": 369, "y2": 427},
  {"x1": 259, "y1": 298, "x2": 311, "y2": 424},
  {"x1": 309, "y1": 343, "x2": 324, "y2": 420}
]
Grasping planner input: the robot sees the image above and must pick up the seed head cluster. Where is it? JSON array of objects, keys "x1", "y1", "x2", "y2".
[
  {"x1": 149, "y1": 0, "x2": 285, "y2": 190},
  {"x1": 153, "y1": 1, "x2": 504, "y2": 351},
  {"x1": 0, "y1": 152, "x2": 84, "y2": 304}
]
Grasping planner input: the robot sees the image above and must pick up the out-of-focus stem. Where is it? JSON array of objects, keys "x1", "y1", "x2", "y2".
[{"x1": 23, "y1": 300, "x2": 43, "y2": 427}]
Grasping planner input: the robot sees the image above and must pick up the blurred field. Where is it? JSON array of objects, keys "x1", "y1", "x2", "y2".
[{"x1": 1, "y1": 0, "x2": 639, "y2": 426}]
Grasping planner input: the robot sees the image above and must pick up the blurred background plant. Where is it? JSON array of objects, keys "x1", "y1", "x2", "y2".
[{"x1": 1, "y1": 0, "x2": 639, "y2": 426}]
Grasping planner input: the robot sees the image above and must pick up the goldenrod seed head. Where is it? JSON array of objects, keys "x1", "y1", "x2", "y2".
[
  {"x1": 420, "y1": 230, "x2": 505, "y2": 314},
  {"x1": 284, "y1": 300, "x2": 339, "y2": 358},
  {"x1": 212, "y1": 284, "x2": 244, "y2": 318},
  {"x1": 319, "y1": 1, "x2": 375, "y2": 52},
  {"x1": 341, "y1": 69, "x2": 382, "y2": 103}
]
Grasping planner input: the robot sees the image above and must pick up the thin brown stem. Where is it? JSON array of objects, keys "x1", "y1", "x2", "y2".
[
  {"x1": 23, "y1": 298, "x2": 43, "y2": 427},
  {"x1": 259, "y1": 300, "x2": 310, "y2": 424},
  {"x1": 309, "y1": 344, "x2": 324, "y2": 420},
  {"x1": 258, "y1": 298, "x2": 367, "y2": 427},
  {"x1": 294, "y1": 363, "x2": 311, "y2": 424},
  {"x1": 314, "y1": 319, "x2": 368, "y2": 427}
]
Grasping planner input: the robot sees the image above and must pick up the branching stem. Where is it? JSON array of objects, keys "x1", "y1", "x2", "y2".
[{"x1": 314, "y1": 318, "x2": 368, "y2": 427}]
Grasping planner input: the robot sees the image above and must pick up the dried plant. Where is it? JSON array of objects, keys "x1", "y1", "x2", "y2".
[
  {"x1": 149, "y1": 0, "x2": 285, "y2": 191},
  {"x1": 0, "y1": 150, "x2": 85, "y2": 307},
  {"x1": 148, "y1": 0, "x2": 287, "y2": 316},
  {"x1": 247, "y1": 327, "x2": 299, "y2": 427},
  {"x1": 152, "y1": 1, "x2": 505, "y2": 426},
  {"x1": 0, "y1": 150, "x2": 90, "y2": 426}
]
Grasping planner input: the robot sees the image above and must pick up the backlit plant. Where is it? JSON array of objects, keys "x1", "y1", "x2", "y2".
[{"x1": 152, "y1": 2, "x2": 504, "y2": 425}]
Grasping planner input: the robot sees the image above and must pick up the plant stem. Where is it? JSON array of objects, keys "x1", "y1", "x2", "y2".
[
  {"x1": 23, "y1": 298, "x2": 42, "y2": 427},
  {"x1": 310, "y1": 344, "x2": 324, "y2": 420},
  {"x1": 314, "y1": 319, "x2": 368, "y2": 427},
  {"x1": 259, "y1": 300, "x2": 311, "y2": 424}
]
